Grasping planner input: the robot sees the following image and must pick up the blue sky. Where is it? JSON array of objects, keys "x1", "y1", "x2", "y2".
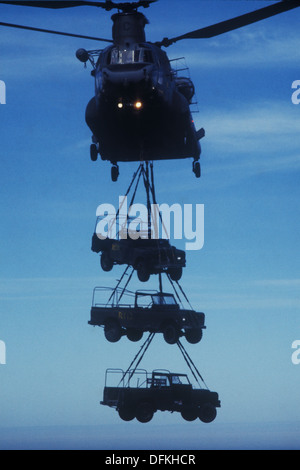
[{"x1": 0, "y1": 0, "x2": 300, "y2": 450}]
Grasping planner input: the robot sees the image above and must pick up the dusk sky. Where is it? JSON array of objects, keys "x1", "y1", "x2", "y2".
[{"x1": 0, "y1": 0, "x2": 300, "y2": 450}]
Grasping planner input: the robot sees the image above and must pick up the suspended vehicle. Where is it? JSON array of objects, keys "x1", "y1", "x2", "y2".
[
  {"x1": 92, "y1": 232, "x2": 186, "y2": 282},
  {"x1": 101, "y1": 334, "x2": 220, "y2": 424},
  {"x1": 1, "y1": 1, "x2": 299, "y2": 180},
  {"x1": 101, "y1": 368, "x2": 220, "y2": 423},
  {"x1": 88, "y1": 287, "x2": 206, "y2": 344}
]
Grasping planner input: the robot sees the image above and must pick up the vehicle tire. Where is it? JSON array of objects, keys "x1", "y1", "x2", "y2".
[
  {"x1": 90, "y1": 143, "x2": 98, "y2": 161},
  {"x1": 181, "y1": 405, "x2": 198, "y2": 421},
  {"x1": 135, "y1": 402, "x2": 154, "y2": 423},
  {"x1": 104, "y1": 319, "x2": 122, "y2": 343},
  {"x1": 198, "y1": 403, "x2": 217, "y2": 423},
  {"x1": 136, "y1": 261, "x2": 150, "y2": 283},
  {"x1": 162, "y1": 322, "x2": 180, "y2": 345},
  {"x1": 168, "y1": 267, "x2": 182, "y2": 281},
  {"x1": 185, "y1": 328, "x2": 203, "y2": 344},
  {"x1": 100, "y1": 252, "x2": 113, "y2": 272},
  {"x1": 126, "y1": 328, "x2": 143, "y2": 342},
  {"x1": 118, "y1": 407, "x2": 135, "y2": 422}
]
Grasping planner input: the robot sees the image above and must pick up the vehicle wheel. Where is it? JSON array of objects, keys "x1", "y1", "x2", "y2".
[
  {"x1": 100, "y1": 252, "x2": 113, "y2": 272},
  {"x1": 136, "y1": 261, "x2": 150, "y2": 283},
  {"x1": 185, "y1": 328, "x2": 203, "y2": 344},
  {"x1": 126, "y1": 328, "x2": 143, "y2": 342},
  {"x1": 90, "y1": 143, "x2": 98, "y2": 161},
  {"x1": 104, "y1": 319, "x2": 122, "y2": 343},
  {"x1": 162, "y1": 322, "x2": 180, "y2": 345},
  {"x1": 111, "y1": 165, "x2": 119, "y2": 182},
  {"x1": 118, "y1": 407, "x2": 135, "y2": 422},
  {"x1": 168, "y1": 267, "x2": 182, "y2": 281},
  {"x1": 181, "y1": 405, "x2": 198, "y2": 421},
  {"x1": 135, "y1": 402, "x2": 154, "y2": 423},
  {"x1": 199, "y1": 403, "x2": 217, "y2": 423}
]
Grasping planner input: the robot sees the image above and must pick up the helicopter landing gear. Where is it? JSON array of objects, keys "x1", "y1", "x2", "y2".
[
  {"x1": 90, "y1": 143, "x2": 98, "y2": 162},
  {"x1": 111, "y1": 164, "x2": 119, "y2": 182},
  {"x1": 193, "y1": 160, "x2": 201, "y2": 178}
]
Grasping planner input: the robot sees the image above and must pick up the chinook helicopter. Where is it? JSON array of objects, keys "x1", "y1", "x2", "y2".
[{"x1": 1, "y1": 0, "x2": 300, "y2": 181}]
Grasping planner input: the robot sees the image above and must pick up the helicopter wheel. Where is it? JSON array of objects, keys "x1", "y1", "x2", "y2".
[
  {"x1": 193, "y1": 161, "x2": 201, "y2": 178},
  {"x1": 111, "y1": 165, "x2": 119, "y2": 182},
  {"x1": 90, "y1": 143, "x2": 98, "y2": 162}
]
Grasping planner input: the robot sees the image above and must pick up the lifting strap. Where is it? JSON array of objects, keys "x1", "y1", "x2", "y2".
[
  {"x1": 142, "y1": 161, "x2": 152, "y2": 239},
  {"x1": 176, "y1": 339, "x2": 209, "y2": 389},
  {"x1": 166, "y1": 274, "x2": 182, "y2": 306},
  {"x1": 119, "y1": 332, "x2": 155, "y2": 387},
  {"x1": 149, "y1": 162, "x2": 169, "y2": 239},
  {"x1": 127, "y1": 164, "x2": 143, "y2": 212},
  {"x1": 116, "y1": 163, "x2": 142, "y2": 221},
  {"x1": 106, "y1": 265, "x2": 131, "y2": 306},
  {"x1": 118, "y1": 267, "x2": 135, "y2": 303},
  {"x1": 174, "y1": 279, "x2": 194, "y2": 310},
  {"x1": 166, "y1": 273, "x2": 194, "y2": 310},
  {"x1": 118, "y1": 333, "x2": 208, "y2": 391},
  {"x1": 106, "y1": 163, "x2": 144, "y2": 306}
]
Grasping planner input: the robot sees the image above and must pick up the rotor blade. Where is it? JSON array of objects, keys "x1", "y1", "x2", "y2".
[
  {"x1": 0, "y1": 20, "x2": 113, "y2": 42},
  {"x1": 0, "y1": 1, "x2": 157, "y2": 10},
  {"x1": 159, "y1": 0, "x2": 300, "y2": 46},
  {"x1": 0, "y1": 1, "x2": 108, "y2": 8}
]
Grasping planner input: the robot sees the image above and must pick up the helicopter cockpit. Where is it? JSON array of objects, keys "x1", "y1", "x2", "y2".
[{"x1": 108, "y1": 46, "x2": 154, "y2": 65}]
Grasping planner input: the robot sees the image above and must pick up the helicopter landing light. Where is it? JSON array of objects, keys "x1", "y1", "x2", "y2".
[
  {"x1": 117, "y1": 102, "x2": 123, "y2": 109},
  {"x1": 134, "y1": 101, "x2": 143, "y2": 109}
]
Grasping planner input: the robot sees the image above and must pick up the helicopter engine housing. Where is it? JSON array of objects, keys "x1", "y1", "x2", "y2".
[
  {"x1": 175, "y1": 77, "x2": 195, "y2": 103},
  {"x1": 112, "y1": 12, "x2": 149, "y2": 47}
]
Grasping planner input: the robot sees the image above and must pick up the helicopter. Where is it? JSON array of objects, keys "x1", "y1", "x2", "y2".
[{"x1": 1, "y1": 0, "x2": 300, "y2": 182}]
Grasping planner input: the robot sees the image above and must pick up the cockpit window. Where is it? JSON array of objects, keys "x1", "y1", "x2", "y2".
[
  {"x1": 109, "y1": 47, "x2": 153, "y2": 65},
  {"x1": 143, "y1": 50, "x2": 153, "y2": 63}
]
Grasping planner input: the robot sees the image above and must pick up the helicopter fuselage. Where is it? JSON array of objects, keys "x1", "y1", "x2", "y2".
[
  {"x1": 1, "y1": 0, "x2": 299, "y2": 179},
  {"x1": 85, "y1": 40, "x2": 201, "y2": 164}
]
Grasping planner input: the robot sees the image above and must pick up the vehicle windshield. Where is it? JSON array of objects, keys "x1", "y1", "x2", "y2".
[
  {"x1": 152, "y1": 374, "x2": 190, "y2": 387},
  {"x1": 170, "y1": 374, "x2": 190, "y2": 385},
  {"x1": 109, "y1": 46, "x2": 153, "y2": 65},
  {"x1": 152, "y1": 294, "x2": 176, "y2": 306}
]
